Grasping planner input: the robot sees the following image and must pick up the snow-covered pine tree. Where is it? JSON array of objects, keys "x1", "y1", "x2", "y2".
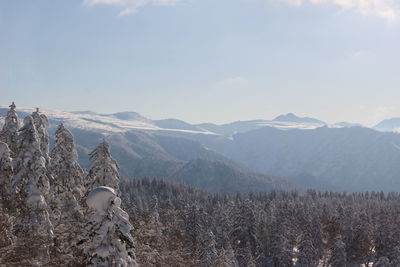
[
  {"x1": 49, "y1": 123, "x2": 85, "y2": 197},
  {"x1": 148, "y1": 195, "x2": 160, "y2": 223},
  {"x1": 297, "y1": 232, "x2": 317, "y2": 267},
  {"x1": 390, "y1": 245, "x2": 400, "y2": 267},
  {"x1": 0, "y1": 102, "x2": 19, "y2": 156},
  {"x1": 0, "y1": 206, "x2": 14, "y2": 250},
  {"x1": 215, "y1": 243, "x2": 238, "y2": 267},
  {"x1": 374, "y1": 210, "x2": 395, "y2": 261},
  {"x1": 329, "y1": 235, "x2": 347, "y2": 267},
  {"x1": 48, "y1": 123, "x2": 85, "y2": 264},
  {"x1": 0, "y1": 142, "x2": 15, "y2": 253},
  {"x1": 297, "y1": 212, "x2": 323, "y2": 267},
  {"x1": 348, "y1": 211, "x2": 373, "y2": 265},
  {"x1": 230, "y1": 199, "x2": 258, "y2": 267},
  {"x1": 182, "y1": 204, "x2": 204, "y2": 258},
  {"x1": 373, "y1": 257, "x2": 391, "y2": 267},
  {"x1": 82, "y1": 186, "x2": 138, "y2": 267},
  {"x1": 31, "y1": 107, "x2": 50, "y2": 164},
  {"x1": 270, "y1": 215, "x2": 292, "y2": 267},
  {"x1": 11, "y1": 115, "x2": 54, "y2": 266},
  {"x1": 86, "y1": 140, "x2": 120, "y2": 193},
  {"x1": 197, "y1": 229, "x2": 218, "y2": 267},
  {"x1": 0, "y1": 142, "x2": 14, "y2": 210},
  {"x1": 214, "y1": 205, "x2": 239, "y2": 267}
]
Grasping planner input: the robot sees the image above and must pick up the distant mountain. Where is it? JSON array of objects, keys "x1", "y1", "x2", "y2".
[
  {"x1": 5, "y1": 105, "x2": 400, "y2": 193},
  {"x1": 196, "y1": 120, "x2": 268, "y2": 135},
  {"x1": 0, "y1": 107, "x2": 348, "y2": 137},
  {"x1": 374, "y1": 118, "x2": 400, "y2": 132},
  {"x1": 71, "y1": 110, "x2": 98, "y2": 116},
  {"x1": 200, "y1": 125, "x2": 400, "y2": 192},
  {"x1": 273, "y1": 113, "x2": 325, "y2": 124},
  {"x1": 58, "y1": 128, "x2": 231, "y2": 180},
  {"x1": 169, "y1": 158, "x2": 291, "y2": 193},
  {"x1": 334, "y1": 122, "x2": 363, "y2": 128},
  {"x1": 196, "y1": 118, "x2": 325, "y2": 135},
  {"x1": 154, "y1": 119, "x2": 204, "y2": 132},
  {"x1": 105, "y1": 111, "x2": 153, "y2": 123}
]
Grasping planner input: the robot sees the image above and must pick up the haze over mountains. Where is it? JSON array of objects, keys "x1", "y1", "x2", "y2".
[{"x1": 2, "y1": 106, "x2": 400, "y2": 193}]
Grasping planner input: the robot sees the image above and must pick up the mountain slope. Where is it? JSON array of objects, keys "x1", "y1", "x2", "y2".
[
  {"x1": 273, "y1": 113, "x2": 325, "y2": 124},
  {"x1": 200, "y1": 126, "x2": 400, "y2": 192},
  {"x1": 154, "y1": 119, "x2": 204, "y2": 132},
  {"x1": 374, "y1": 118, "x2": 400, "y2": 132},
  {"x1": 169, "y1": 158, "x2": 291, "y2": 193},
  {"x1": 61, "y1": 128, "x2": 232, "y2": 180}
]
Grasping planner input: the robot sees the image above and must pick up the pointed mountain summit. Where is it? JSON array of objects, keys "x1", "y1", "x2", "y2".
[
  {"x1": 374, "y1": 117, "x2": 400, "y2": 132},
  {"x1": 273, "y1": 113, "x2": 325, "y2": 124}
]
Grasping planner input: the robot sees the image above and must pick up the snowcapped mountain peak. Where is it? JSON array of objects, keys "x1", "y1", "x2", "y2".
[
  {"x1": 273, "y1": 113, "x2": 325, "y2": 124},
  {"x1": 105, "y1": 112, "x2": 151, "y2": 123}
]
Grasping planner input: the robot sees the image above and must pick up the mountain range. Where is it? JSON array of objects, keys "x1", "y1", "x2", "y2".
[{"x1": 2, "y1": 106, "x2": 400, "y2": 193}]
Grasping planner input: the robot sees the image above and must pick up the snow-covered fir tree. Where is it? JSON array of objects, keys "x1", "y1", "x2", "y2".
[
  {"x1": 0, "y1": 142, "x2": 15, "y2": 254},
  {"x1": 329, "y1": 235, "x2": 347, "y2": 267},
  {"x1": 197, "y1": 229, "x2": 218, "y2": 267},
  {"x1": 390, "y1": 245, "x2": 400, "y2": 267},
  {"x1": 0, "y1": 142, "x2": 14, "y2": 210},
  {"x1": 11, "y1": 115, "x2": 54, "y2": 266},
  {"x1": 214, "y1": 205, "x2": 239, "y2": 267},
  {"x1": 374, "y1": 256, "x2": 391, "y2": 267},
  {"x1": 86, "y1": 140, "x2": 120, "y2": 193},
  {"x1": 270, "y1": 213, "x2": 293, "y2": 267},
  {"x1": 297, "y1": 211, "x2": 323, "y2": 267},
  {"x1": 48, "y1": 123, "x2": 85, "y2": 264},
  {"x1": 230, "y1": 199, "x2": 258, "y2": 267},
  {"x1": 297, "y1": 232, "x2": 318, "y2": 267},
  {"x1": 0, "y1": 207, "x2": 14, "y2": 251},
  {"x1": 0, "y1": 102, "x2": 19, "y2": 156},
  {"x1": 31, "y1": 107, "x2": 50, "y2": 164},
  {"x1": 81, "y1": 186, "x2": 138, "y2": 267}
]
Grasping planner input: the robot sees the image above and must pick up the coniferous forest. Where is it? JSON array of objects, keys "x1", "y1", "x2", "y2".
[{"x1": 2, "y1": 103, "x2": 400, "y2": 267}]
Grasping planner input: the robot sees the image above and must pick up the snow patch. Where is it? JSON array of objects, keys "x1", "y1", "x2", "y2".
[
  {"x1": 86, "y1": 186, "x2": 117, "y2": 214},
  {"x1": 0, "y1": 106, "x2": 216, "y2": 135}
]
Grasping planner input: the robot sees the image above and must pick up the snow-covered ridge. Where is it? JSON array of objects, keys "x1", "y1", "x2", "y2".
[
  {"x1": 254, "y1": 120, "x2": 324, "y2": 130},
  {"x1": 0, "y1": 106, "x2": 364, "y2": 135},
  {"x1": 0, "y1": 106, "x2": 216, "y2": 135}
]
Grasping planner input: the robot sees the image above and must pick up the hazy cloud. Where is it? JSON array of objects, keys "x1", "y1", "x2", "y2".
[
  {"x1": 273, "y1": 0, "x2": 400, "y2": 21},
  {"x1": 84, "y1": 0, "x2": 181, "y2": 15}
]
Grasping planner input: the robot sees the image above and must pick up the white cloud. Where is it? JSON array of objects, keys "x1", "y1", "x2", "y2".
[
  {"x1": 272, "y1": 0, "x2": 400, "y2": 21},
  {"x1": 84, "y1": 0, "x2": 181, "y2": 15}
]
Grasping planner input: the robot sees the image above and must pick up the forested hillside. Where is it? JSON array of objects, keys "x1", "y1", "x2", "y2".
[{"x1": 123, "y1": 178, "x2": 400, "y2": 266}]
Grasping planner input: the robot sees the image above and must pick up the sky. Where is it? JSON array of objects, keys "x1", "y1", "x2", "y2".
[{"x1": 1, "y1": 0, "x2": 400, "y2": 126}]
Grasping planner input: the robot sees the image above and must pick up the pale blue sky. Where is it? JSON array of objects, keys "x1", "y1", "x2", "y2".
[{"x1": 1, "y1": 0, "x2": 400, "y2": 125}]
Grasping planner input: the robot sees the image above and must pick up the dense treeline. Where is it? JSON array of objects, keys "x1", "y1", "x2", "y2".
[{"x1": 122, "y1": 178, "x2": 400, "y2": 266}]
